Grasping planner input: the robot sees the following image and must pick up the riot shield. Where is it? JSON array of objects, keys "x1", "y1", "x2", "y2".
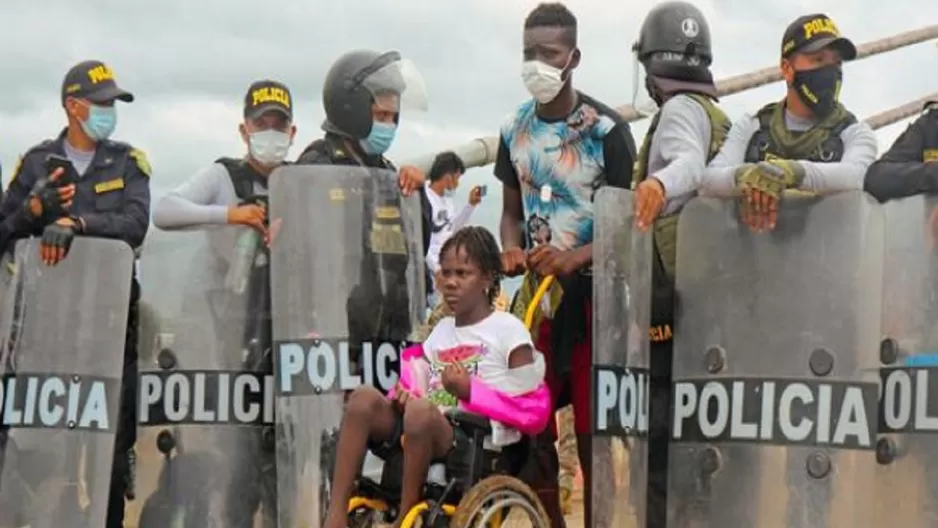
[
  {"x1": 875, "y1": 195, "x2": 938, "y2": 527},
  {"x1": 131, "y1": 225, "x2": 276, "y2": 528},
  {"x1": 269, "y1": 165, "x2": 424, "y2": 527},
  {"x1": 668, "y1": 192, "x2": 883, "y2": 527},
  {"x1": 0, "y1": 238, "x2": 131, "y2": 528},
  {"x1": 590, "y1": 187, "x2": 652, "y2": 528}
]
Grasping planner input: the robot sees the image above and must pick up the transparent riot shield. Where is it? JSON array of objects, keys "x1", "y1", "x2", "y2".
[
  {"x1": 269, "y1": 165, "x2": 424, "y2": 527},
  {"x1": 590, "y1": 187, "x2": 652, "y2": 528},
  {"x1": 876, "y1": 195, "x2": 938, "y2": 527},
  {"x1": 131, "y1": 225, "x2": 275, "y2": 528},
  {"x1": 0, "y1": 238, "x2": 131, "y2": 528},
  {"x1": 668, "y1": 192, "x2": 883, "y2": 528}
]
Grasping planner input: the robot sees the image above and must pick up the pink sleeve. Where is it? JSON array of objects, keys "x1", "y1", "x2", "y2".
[
  {"x1": 460, "y1": 378, "x2": 552, "y2": 435},
  {"x1": 387, "y1": 344, "x2": 426, "y2": 399}
]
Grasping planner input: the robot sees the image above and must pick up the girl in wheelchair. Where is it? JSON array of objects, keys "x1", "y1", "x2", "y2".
[{"x1": 324, "y1": 226, "x2": 552, "y2": 528}]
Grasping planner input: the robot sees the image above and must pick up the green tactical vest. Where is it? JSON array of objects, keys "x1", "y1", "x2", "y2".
[
  {"x1": 743, "y1": 102, "x2": 857, "y2": 164},
  {"x1": 631, "y1": 93, "x2": 731, "y2": 281}
]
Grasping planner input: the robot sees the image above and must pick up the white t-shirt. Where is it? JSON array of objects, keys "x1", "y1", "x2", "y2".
[
  {"x1": 424, "y1": 184, "x2": 477, "y2": 283},
  {"x1": 421, "y1": 311, "x2": 545, "y2": 445}
]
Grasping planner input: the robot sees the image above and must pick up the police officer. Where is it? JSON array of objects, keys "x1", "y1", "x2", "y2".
[
  {"x1": 150, "y1": 79, "x2": 294, "y2": 527},
  {"x1": 865, "y1": 101, "x2": 938, "y2": 202},
  {"x1": 153, "y1": 79, "x2": 295, "y2": 234},
  {"x1": 702, "y1": 14, "x2": 877, "y2": 230},
  {"x1": 294, "y1": 49, "x2": 427, "y2": 358},
  {"x1": 628, "y1": 3, "x2": 730, "y2": 526},
  {"x1": 296, "y1": 49, "x2": 426, "y2": 191},
  {"x1": 0, "y1": 59, "x2": 149, "y2": 527}
]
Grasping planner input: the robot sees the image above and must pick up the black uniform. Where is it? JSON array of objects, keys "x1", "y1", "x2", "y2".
[
  {"x1": 0, "y1": 59, "x2": 147, "y2": 528},
  {"x1": 296, "y1": 133, "x2": 413, "y2": 351},
  {"x1": 864, "y1": 102, "x2": 938, "y2": 202}
]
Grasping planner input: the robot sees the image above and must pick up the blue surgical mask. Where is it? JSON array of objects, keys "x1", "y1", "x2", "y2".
[
  {"x1": 360, "y1": 122, "x2": 397, "y2": 155},
  {"x1": 443, "y1": 188, "x2": 455, "y2": 198},
  {"x1": 80, "y1": 104, "x2": 117, "y2": 142}
]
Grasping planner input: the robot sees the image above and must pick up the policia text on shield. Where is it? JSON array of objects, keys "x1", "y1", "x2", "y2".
[{"x1": 4, "y1": 5, "x2": 938, "y2": 528}]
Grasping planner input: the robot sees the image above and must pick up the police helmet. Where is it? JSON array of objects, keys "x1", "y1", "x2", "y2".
[
  {"x1": 322, "y1": 50, "x2": 407, "y2": 139},
  {"x1": 634, "y1": 1, "x2": 714, "y2": 85}
]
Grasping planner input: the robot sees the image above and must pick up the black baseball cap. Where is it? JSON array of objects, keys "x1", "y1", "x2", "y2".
[
  {"x1": 61, "y1": 60, "x2": 134, "y2": 104},
  {"x1": 244, "y1": 80, "x2": 293, "y2": 120},
  {"x1": 781, "y1": 14, "x2": 857, "y2": 61}
]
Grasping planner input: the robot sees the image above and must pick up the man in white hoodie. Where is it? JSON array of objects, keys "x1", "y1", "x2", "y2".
[{"x1": 422, "y1": 151, "x2": 482, "y2": 305}]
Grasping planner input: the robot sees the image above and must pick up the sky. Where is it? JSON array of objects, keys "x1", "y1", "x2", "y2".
[{"x1": 0, "y1": 0, "x2": 934, "y2": 280}]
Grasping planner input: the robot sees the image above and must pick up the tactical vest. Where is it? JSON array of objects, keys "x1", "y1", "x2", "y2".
[
  {"x1": 632, "y1": 93, "x2": 731, "y2": 283},
  {"x1": 743, "y1": 102, "x2": 857, "y2": 163},
  {"x1": 215, "y1": 157, "x2": 267, "y2": 202}
]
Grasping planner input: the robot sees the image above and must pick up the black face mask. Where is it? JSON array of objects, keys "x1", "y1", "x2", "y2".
[
  {"x1": 644, "y1": 75, "x2": 663, "y2": 106},
  {"x1": 792, "y1": 64, "x2": 842, "y2": 118}
]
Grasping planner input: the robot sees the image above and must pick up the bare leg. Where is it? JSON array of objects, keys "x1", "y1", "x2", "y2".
[
  {"x1": 394, "y1": 399, "x2": 454, "y2": 526},
  {"x1": 324, "y1": 386, "x2": 398, "y2": 528}
]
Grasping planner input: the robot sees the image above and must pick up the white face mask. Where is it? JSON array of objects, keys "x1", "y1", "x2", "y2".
[
  {"x1": 521, "y1": 54, "x2": 572, "y2": 104},
  {"x1": 248, "y1": 129, "x2": 291, "y2": 167}
]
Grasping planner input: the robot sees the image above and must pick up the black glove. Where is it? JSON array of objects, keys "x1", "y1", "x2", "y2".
[
  {"x1": 40, "y1": 222, "x2": 76, "y2": 258},
  {"x1": 26, "y1": 177, "x2": 68, "y2": 223}
]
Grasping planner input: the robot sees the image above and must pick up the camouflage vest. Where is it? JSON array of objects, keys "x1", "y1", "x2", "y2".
[
  {"x1": 743, "y1": 102, "x2": 857, "y2": 163},
  {"x1": 632, "y1": 93, "x2": 731, "y2": 281}
]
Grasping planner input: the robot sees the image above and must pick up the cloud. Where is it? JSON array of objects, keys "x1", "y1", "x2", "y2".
[{"x1": 0, "y1": 0, "x2": 933, "y2": 224}]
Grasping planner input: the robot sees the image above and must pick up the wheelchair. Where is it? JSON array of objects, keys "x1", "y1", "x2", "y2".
[{"x1": 331, "y1": 409, "x2": 552, "y2": 527}]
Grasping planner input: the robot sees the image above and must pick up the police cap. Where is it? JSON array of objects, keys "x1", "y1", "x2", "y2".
[
  {"x1": 244, "y1": 79, "x2": 293, "y2": 121},
  {"x1": 61, "y1": 60, "x2": 134, "y2": 104},
  {"x1": 781, "y1": 14, "x2": 858, "y2": 61}
]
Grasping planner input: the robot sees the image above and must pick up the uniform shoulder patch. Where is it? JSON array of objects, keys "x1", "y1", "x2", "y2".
[
  {"x1": 129, "y1": 148, "x2": 152, "y2": 177},
  {"x1": 8, "y1": 156, "x2": 24, "y2": 184}
]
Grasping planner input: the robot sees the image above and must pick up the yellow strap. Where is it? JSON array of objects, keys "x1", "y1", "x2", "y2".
[{"x1": 524, "y1": 275, "x2": 555, "y2": 331}]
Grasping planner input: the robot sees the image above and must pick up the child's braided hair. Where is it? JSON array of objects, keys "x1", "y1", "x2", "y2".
[{"x1": 439, "y1": 226, "x2": 503, "y2": 306}]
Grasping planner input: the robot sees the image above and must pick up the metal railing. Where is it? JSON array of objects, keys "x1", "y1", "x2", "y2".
[{"x1": 405, "y1": 24, "x2": 938, "y2": 173}]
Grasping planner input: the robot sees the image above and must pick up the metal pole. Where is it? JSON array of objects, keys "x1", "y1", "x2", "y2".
[
  {"x1": 406, "y1": 25, "x2": 938, "y2": 172},
  {"x1": 865, "y1": 93, "x2": 938, "y2": 130}
]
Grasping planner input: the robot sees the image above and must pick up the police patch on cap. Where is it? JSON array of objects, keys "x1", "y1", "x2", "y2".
[
  {"x1": 62, "y1": 60, "x2": 134, "y2": 104},
  {"x1": 781, "y1": 14, "x2": 858, "y2": 61},
  {"x1": 244, "y1": 80, "x2": 293, "y2": 120}
]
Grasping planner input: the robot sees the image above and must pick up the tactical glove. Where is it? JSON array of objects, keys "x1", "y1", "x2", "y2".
[
  {"x1": 40, "y1": 222, "x2": 76, "y2": 257},
  {"x1": 735, "y1": 159, "x2": 806, "y2": 199},
  {"x1": 26, "y1": 179, "x2": 68, "y2": 222}
]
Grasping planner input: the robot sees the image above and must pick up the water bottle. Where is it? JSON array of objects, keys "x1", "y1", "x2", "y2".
[{"x1": 226, "y1": 229, "x2": 260, "y2": 294}]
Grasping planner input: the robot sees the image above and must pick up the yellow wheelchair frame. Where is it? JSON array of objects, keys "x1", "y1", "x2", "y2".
[{"x1": 344, "y1": 275, "x2": 557, "y2": 527}]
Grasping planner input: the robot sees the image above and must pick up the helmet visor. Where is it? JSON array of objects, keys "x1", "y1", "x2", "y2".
[
  {"x1": 631, "y1": 45, "x2": 659, "y2": 117},
  {"x1": 360, "y1": 54, "x2": 428, "y2": 114}
]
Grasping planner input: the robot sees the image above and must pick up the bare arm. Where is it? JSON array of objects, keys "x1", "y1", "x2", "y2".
[{"x1": 493, "y1": 134, "x2": 525, "y2": 249}]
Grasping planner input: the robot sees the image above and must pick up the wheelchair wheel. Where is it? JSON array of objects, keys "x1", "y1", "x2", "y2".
[{"x1": 449, "y1": 475, "x2": 550, "y2": 528}]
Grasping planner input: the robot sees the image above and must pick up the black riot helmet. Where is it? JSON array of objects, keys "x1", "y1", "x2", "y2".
[
  {"x1": 634, "y1": 1, "x2": 715, "y2": 92},
  {"x1": 321, "y1": 49, "x2": 426, "y2": 140}
]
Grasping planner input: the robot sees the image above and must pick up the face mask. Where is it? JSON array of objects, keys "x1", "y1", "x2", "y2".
[
  {"x1": 80, "y1": 104, "x2": 117, "y2": 142},
  {"x1": 791, "y1": 64, "x2": 843, "y2": 118},
  {"x1": 360, "y1": 122, "x2": 397, "y2": 155},
  {"x1": 248, "y1": 129, "x2": 291, "y2": 167},
  {"x1": 521, "y1": 53, "x2": 573, "y2": 104}
]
